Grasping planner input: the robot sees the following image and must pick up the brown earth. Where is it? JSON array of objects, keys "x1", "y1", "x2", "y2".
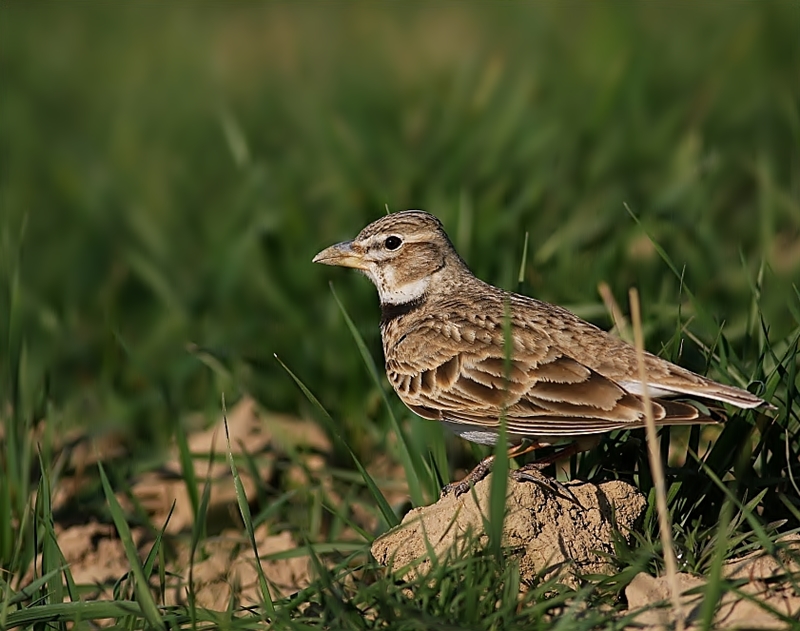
[
  {"x1": 14, "y1": 397, "x2": 800, "y2": 628},
  {"x1": 371, "y1": 472, "x2": 800, "y2": 629},
  {"x1": 21, "y1": 519, "x2": 310, "y2": 607},
  {"x1": 625, "y1": 537, "x2": 800, "y2": 630},
  {"x1": 127, "y1": 396, "x2": 331, "y2": 535},
  {"x1": 19, "y1": 397, "x2": 329, "y2": 605},
  {"x1": 371, "y1": 473, "x2": 647, "y2": 586}
]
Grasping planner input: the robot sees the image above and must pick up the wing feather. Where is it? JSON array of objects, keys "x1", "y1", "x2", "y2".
[{"x1": 385, "y1": 316, "x2": 715, "y2": 438}]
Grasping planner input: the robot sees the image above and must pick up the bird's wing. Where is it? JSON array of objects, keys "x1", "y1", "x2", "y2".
[
  {"x1": 385, "y1": 316, "x2": 707, "y2": 437},
  {"x1": 508, "y1": 294, "x2": 770, "y2": 411}
]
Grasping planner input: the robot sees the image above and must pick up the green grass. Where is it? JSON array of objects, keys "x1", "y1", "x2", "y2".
[{"x1": 1, "y1": 2, "x2": 799, "y2": 629}]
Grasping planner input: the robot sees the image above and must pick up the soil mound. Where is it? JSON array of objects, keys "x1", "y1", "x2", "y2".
[{"x1": 371, "y1": 473, "x2": 646, "y2": 586}]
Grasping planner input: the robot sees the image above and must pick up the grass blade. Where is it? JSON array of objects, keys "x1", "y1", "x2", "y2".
[
  {"x1": 489, "y1": 299, "x2": 512, "y2": 559},
  {"x1": 221, "y1": 395, "x2": 275, "y2": 616},
  {"x1": 97, "y1": 462, "x2": 165, "y2": 631},
  {"x1": 275, "y1": 354, "x2": 399, "y2": 528},
  {"x1": 175, "y1": 419, "x2": 200, "y2": 524},
  {"x1": 330, "y1": 283, "x2": 427, "y2": 506}
]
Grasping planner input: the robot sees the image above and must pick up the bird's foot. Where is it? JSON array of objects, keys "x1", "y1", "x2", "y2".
[
  {"x1": 510, "y1": 464, "x2": 581, "y2": 506},
  {"x1": 441, "y1": 455, "x2": 495, "y2": 498}
]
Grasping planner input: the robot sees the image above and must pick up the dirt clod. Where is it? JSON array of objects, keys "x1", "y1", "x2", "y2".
[
  {"x1": 625, "y1": 537, "x2": 800, "y2": 629},
  {"x1": 18, "y1": 397, "x2": 321, "y2": 608},
  {"x1": 371, "y1": 473, "x2": 646, "y2": 586},
  {"x1": 167, "y1": 527, "x2": 309, "y2": 609},
  {"x1": 130, "y1": 396, "x2": 330, "y2": 534}
]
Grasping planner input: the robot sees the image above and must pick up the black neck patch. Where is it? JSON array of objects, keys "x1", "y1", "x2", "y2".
[{"x1": 380, "y1": 296, "x2": 425, "y2": 326}]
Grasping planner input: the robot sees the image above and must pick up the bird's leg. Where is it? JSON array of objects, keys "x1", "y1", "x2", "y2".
[
  {"x1": 510, "y1": 441, "x2": 588, "y2": 505},
  {"x1": 441, "y1": 454, "x2": 495, "y2": 498},
  {"x1": 441, "y1": 442, "x2": 540, "y2": 498},
  {"x1": 513, "y1": 440, "x2": 585, "y2": 472},
  {"x1": 510, "y1": 467, "x2": 581, "y2": 506}
]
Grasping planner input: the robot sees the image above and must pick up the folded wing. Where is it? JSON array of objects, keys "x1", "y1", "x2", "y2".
[{"x1": 385, "y1": 317, "x2": 713, "y2": 437}]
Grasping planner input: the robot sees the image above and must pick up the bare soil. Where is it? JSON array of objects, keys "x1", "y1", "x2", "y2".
[
  {"x1": 372, "y1": 473, "x2": 800, "y2": 629},
  {"x1": 371, "y1": 474, "x2": 647, "y2": 586},
  {"x1": 17, "y1": 398, "x2": 800, "y2": 628}
]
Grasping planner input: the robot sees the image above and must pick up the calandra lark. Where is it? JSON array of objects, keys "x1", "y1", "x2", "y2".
[{"x1": 313, "y1": 210, "x2": 772, "y2": 497}]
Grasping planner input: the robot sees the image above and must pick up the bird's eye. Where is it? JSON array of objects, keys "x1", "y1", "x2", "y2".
[{"x1": 384, "y1": 236, "x2": 403, "y2": 250}]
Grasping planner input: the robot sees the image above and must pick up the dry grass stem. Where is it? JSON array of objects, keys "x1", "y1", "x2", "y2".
[
  {"x1": 598, "y1": 282, "x2": 632, "y2": 343},
  {"x1": 629, "y1": 287, "x2": 685, "y2": 631}
]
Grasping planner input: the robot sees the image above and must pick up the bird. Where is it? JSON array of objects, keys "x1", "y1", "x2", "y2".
[{"x1": 313, "y1": 210, "x2": 773, "y2": 498}]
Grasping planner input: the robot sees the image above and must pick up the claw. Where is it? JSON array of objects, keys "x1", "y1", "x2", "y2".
[
  {"x1": 441, "y1": 480, "x2": 472, "y2": 498},
  {"x1": 510, "y1": 468, "x2": 581, "y2": 506},
  {"x1": 441, "y1": 455, "x2": 495, "y2": 498}
]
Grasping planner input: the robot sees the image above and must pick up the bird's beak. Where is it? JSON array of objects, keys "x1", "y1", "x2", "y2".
[{"x1": 312, "y1": 241, "x2": 368, "y2": 270}]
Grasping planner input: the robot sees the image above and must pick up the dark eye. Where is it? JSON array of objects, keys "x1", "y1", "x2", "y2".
[{"x1": 384, "y1": 236, "x2": 402, "y2": 250}]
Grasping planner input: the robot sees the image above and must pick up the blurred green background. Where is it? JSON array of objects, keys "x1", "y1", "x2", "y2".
[{"x1": 2, "y1": 2, "x2": 798, "y2": 455}]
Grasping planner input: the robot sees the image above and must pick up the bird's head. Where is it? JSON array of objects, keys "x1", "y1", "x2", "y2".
[{"x1": 313, "y1": 210, "x2": 467, "y2": 306}]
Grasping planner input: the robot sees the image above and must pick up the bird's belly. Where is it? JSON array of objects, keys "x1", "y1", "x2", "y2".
[
  {"x1": 440, "y1": 421, "x2": 558, "y2": 447},
  {"x1": 441, "y1": 421, "x2": 500, "y2": 445},
  {"x1": 441, "y1": 421, "x2": 567, "y2": 447}
]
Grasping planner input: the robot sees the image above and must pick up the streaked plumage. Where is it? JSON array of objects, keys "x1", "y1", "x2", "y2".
[{"x1": 314, "y1": 210, "x2": 772, "y2": 496}]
